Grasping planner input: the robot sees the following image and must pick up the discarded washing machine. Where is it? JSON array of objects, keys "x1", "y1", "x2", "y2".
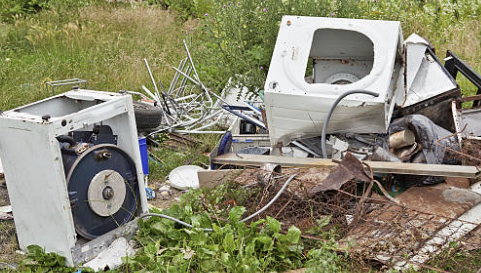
[
  {"x1": 264, "y1": 16, "x2": 405, "y2": 146},
  {"x1": 0, "y1": 89, "x2": 148, "y2": 266}
]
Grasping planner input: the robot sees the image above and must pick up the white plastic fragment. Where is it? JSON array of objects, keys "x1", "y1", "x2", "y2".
[
  {"x1": 84, "y1": 237, "x2": 136, "y2": 272},
  {"x1": 168, "y1": 165, "x2": 204, "y2": 190}
]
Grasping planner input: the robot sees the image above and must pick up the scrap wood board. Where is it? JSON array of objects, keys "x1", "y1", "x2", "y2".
[{"x1": 213, "y1": 153, "x2": 480, "y2": 178}]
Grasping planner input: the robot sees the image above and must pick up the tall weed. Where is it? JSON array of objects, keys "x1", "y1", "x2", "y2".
[{"x1": 194, "y1": 0, "x2": 360, "y2": 96}]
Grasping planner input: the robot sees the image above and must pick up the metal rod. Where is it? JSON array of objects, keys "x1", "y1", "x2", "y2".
[
  {"x1": 144, "y1": 58, "x2": 172, "y2": 115},
  {"x1": 183, "y1": 39, "x2": 203, "y2": 88},
  {"x1": 291, "y1": 141, "x2": 322, "y2": 158},
  {"x1": 120, "y1": 90, "x2": 150, "y2": 101},
  {"x1": 178, "y1": 65, "x2": 192, "y2": 97},
  {"x1": 173, "y1": 66, "x2": 200, "y2": 86},
  {"x1": 142, "y1": 85, "x2": 159, "y2": 102},
  {"x1": 168, "y1": 58, "x2": 186, "y2": 94},
  {"x1": 242, "y1": 101, "x2": 262, "y2": 116}
]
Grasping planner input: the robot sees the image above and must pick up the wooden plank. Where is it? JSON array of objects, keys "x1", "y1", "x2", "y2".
[
  {"x1": 213, "y1": 153, "x2": 480, "y2": 178},
  {"x1": 197, "y1": 169, "x2": 241, "y2": 189}
]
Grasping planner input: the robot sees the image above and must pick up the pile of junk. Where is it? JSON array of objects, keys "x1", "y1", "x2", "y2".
[
  {"x1": 210, "y1": 16, "x2": 481, "y2": 183},
  {"x1": 206, "y1": 16, "x2": 481, "y2": 270},
  {"x1": 2, "y1": 16, "x2": 481, "y2": 271}
]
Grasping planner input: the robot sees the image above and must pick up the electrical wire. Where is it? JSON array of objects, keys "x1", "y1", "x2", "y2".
[
  {"x1": 140, "y1": 174, "x2": 298, "y2": 231},
  {"x1": 141, "y1": 213, "x2": 213, "y2": 232}
]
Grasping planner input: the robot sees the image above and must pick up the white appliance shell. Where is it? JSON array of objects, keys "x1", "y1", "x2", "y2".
[
  {"x1": 264, "y1": 16, "x2": 404, "y2": 146},
  {"x1": 0, "y1": 89, "x2": 148, "y2": 265}
]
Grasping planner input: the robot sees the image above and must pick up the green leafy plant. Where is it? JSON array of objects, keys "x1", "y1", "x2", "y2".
[
  {"x1": 121, "y1": 186, "x2": 312, "y2": 272},
  {"x1": 17, "y1": 245, "x2": 93, "y2": 273},
  {"x1": 166, "y1": 0, "x2": 213, "y2": 21}
]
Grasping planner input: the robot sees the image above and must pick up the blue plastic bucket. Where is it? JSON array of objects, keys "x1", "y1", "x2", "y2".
[{"x1": 138, "y1": 137, "x2": 149, "y2": 175}]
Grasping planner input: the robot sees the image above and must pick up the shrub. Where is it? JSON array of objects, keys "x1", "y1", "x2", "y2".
[
  {"x1": 0, "y1": 0, "x2": 93, "y2": 22},
  {"x1": 0, "y1": 0, "x2": 50, "y2": 22},
  {"x1": 165, "y1": 0, "x2": 213, "y2": 21},
  {"x1": 193, "y1": 0, "x2": 361, "y2": 97}
]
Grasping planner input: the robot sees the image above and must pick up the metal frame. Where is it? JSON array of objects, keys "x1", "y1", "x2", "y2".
[
  {"x1": 46, "y1": 78, "x2": 87, "y2": 95},
  {"x1": 445, "y1": 50, "x2": 481, "y2": 106}
]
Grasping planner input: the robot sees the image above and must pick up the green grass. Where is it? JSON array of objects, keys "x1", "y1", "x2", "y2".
[
  {"x1": 148, "y1": 132, "x2": 220, "y2": 182},
  {"x1": 0, "y1": 2, "x2": 192, "y2": 111}
]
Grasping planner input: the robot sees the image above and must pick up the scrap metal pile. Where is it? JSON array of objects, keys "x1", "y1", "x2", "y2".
[
  {"x1": 200, "y1": 16, "x2": 481, "y2": 271},
  {"x1": 130, "y1": 19, "x2": 481, "y2": 271}
]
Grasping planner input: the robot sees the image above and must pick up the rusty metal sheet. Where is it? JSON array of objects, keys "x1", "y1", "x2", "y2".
[
  {"x1": 342, "y1": 183, "x2": 481, "y2": 267},
  {"x1": 397, "y1": 184, "x2": 481, "y2": 218},
  {"x1": 309, "y1": 153, "x2": 371, "y2": 197}
]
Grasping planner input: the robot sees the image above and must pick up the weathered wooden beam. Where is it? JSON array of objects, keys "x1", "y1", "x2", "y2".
[{"x1": 213, "y1": 153, "x2": 480, "y2": 178}]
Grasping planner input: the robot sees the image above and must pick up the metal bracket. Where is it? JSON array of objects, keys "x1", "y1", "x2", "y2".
[
  {"x1": 46, "y1": 78, "x2": 88, "y2": 95},
  {"x1": 445, "y1": 50, "x2": 481, "y2": 106}
]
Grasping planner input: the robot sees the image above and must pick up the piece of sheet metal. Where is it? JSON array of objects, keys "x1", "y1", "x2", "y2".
[
  {"x1": 453, "y1": 95, "x2": 481, "y2": 144},
  {"x1": 402, "y1": 34, "x2": 458, "y2": 108}
]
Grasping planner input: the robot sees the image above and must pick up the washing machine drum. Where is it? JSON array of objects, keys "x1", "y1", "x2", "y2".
[{"x1": 66, "y1": 144, "x2": 139, "y2": 240}]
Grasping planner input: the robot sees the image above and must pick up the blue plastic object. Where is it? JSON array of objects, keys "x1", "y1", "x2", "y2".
[
  {"x1": 212, "y1": 132, "x2": 232, "y2": 169},
  {"x1": 145, "y1": 187, "x2": 156, "y2": 200},
  {"x1": 138, "y1": 137, "x2": 149, "y2": 175}
]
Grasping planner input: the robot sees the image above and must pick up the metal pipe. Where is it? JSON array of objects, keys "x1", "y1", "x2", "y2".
[
  {"x1": 389, "y1": 129, "x2": 416, "y2": 149},
  {"x1": 183, "y1": 40, "x2": 203, "y2": 88},
  {"x1": 291, "y1": 141, "x2": 322, "y2": 158},
  {"x1": 178, "y1": 66, "x2": 192, "y2": 97},
  {"x1": 168, "y1": 59, "x2": 185, "y2": 94},
  {"x1": 144, "y1": 58, "x2": 172, "y2": 115},
  {"x1": 321, "y1": 90, "x2": 379, "y2": 158},
  {"x1": 173, "y1": 66, "x2": 200, "y2": 86},
  {"x1": 120, "y1": 90, "x2": 150, "y2": 101},
  {"x1": 142, "y1": 85, "x2": 159, "y2": 102},
  {"x1": 144, "y1": 59, "x2": 161, "y2": 100}
]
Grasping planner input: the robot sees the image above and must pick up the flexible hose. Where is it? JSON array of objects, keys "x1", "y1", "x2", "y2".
[
  {"x1": 141, "y1": 213, "x2": 213, "y2": 232},
  {"x1": 140, "y1": 174, "x2": 298, "y2": 231},
  {"x1": 321, "y1": 90, "x2": 379, "y2": 158}
]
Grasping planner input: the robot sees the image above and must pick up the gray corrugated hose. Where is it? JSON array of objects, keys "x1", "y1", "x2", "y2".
[{"x1": 321, "y1": 90, "x2": 380, "y2": 158}]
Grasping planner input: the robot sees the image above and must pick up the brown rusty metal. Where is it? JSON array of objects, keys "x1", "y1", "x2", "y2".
[
  {"x1": 309, "y1": 153, "x2": 371, "y2": 197},
  {"x1": 226, "y1": 163, "x2": 481, "y2": 272}
]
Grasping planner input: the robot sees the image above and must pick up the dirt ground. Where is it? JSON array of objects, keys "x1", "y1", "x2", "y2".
[{"x1": 0, "y1": 178, "x2": 19, "y2": 267}]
